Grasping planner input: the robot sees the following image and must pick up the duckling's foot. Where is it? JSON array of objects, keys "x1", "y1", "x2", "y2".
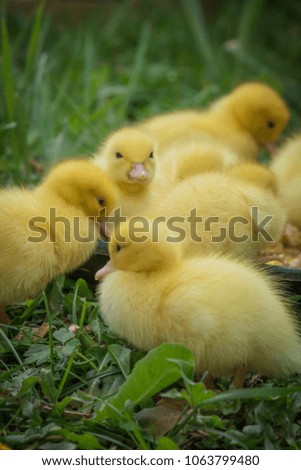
[
  {"x1": 232, "y1": 366, "x2": 247, "y2": 389},
  {"x1": 0, "y1": 304, "x2": 10, "y2": 325}
]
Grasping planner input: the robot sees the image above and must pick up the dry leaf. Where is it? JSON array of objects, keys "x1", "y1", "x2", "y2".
[
  {"x1": 15, "y1": 322, "x2": 49, "y2": 341},
  {"x1": 135, "y1": 399, "x2": 185, "y2": 437}
]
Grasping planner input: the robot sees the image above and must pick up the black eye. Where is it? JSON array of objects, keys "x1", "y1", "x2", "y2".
[
  {"x1": 149, "y1": 151, "x2": 154, "y2": 159},
  {"x1": 98, "y1": 198, "x2": 106, "y2": 206},
  {"x1": 116, "y1": 244, "x2": 122, "y2": 252},
  {"x1": 116, "y1": 152, "x2": 123, "y2": 159},
  {"x1": 267, "y1": 120, "x2": 275, "y2": 129}
]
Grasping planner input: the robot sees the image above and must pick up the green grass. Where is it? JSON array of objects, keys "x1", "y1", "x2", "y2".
[{"x1": 1, "y1": 0, "x2": 301, "y2": 450}]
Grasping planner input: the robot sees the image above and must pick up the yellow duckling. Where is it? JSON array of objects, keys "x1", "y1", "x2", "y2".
[
  {"x1": 271, "y1": 134, "x2": 301, "y2": 227},
  {"x1": 0, "y1": 159, "x2": 116, "y2": 315},
  {"x1": 93, "y1": 126, "x2": 166, "y2": 220},
  {"x1": 96, "y1": 221, "x2": 301, "y2": 387},
  {"x1": 139, "y1": 82, "x2": 290, "y2": 160},
  {"x1": 226, "y1": 162, "x2": 279, "y2": 194},
  {"x1": 161, "y1": 136, "x2": 239, "y2": 182},
  {"x1": 145, "y1": 166, "x2": 285, "y2": 258}
]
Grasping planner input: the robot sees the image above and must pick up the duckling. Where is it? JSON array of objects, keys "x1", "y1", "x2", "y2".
[
  {"x1": 145, "y1": 169, "x2": 285, "y2": 258},
  {"x1": 96, "y1": 221, "x2": 301, "y2": 387},
  {"x1": 140, "y1": 82, "x2": 290, "y2": 160},
  {"x1": 93, "y1": 127, "x2": 167, "y2": 220},
  {"x1": 271, "y1": 134, "x2": 301, "y2": 227},
  {"x1": 161, "y1": 136, "x2": 239, "y2": 182},
  {"x1": 0, "y1": 159, "x2": 116, "y2": 309},
  {"x1": 226, "y1": 162, "x2": 279, "y2": 194}
]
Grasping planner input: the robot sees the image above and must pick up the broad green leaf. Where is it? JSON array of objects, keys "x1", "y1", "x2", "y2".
[
  {"x1": 156, "y1": 436, "x2": 180, "y2": 450},
  {"x1": 74, "y1": 278, "x2": 92, "y2": 299},
  {"x1": 53, "y1": 327, "x2": 75, "y2": 345},
  {"x1": 59, "y1": 430, "x2": 104, "y2": 450},
  {"x1": 95, "y1": 343, "x2": 195, "y2": 420},
  {"x1": 182, "y1": 380, "x2": 215, "y2": 407},
  {"x1": 47, "y1": 275, "x2": 65, "y2": 313},
  {"x1": 59, "y1": 338, "x2": 80, "y2": 358},
  {"x1": 98, "y1": 373, "x2": 126, "y2": 400},
  {"x1": 24, "y1": 344, "x2": 50, "y2": 365},
  {"x1": 77, "y1": 328, "x2": 98, "y2": 350},
  {"x1": 40, "y1": 368, "x2": 57, "y2": 402},
  {"x1": 55, "y1": 396, "x2": 74, "y2": 415},
  {"x1": 17, "y1": 376, "x2": 41, "y2": 397},
  {"x1": 88, "y1": 308, "x2": 107, "y2": 340}
]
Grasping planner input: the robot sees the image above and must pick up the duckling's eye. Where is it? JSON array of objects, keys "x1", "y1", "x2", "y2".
[
  {"x1": 98, "y1": 197, "x2": 106, "y2": 206},
  {"x1": 149, "y1": 151, "x2": 154, "y2": 159},
  {"x1": 115, "y1": 244, "x2": 122, "y2": 253},
  {"x1": 116, "y1": 152, "x2": 123, "y2": 159},
  {"x1": 267, "y1": 120, "x2": 275, "y2": 129}
]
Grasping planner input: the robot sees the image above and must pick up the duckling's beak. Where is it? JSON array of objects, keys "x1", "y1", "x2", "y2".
[
  {"x1": 128, "y1": 163, "x2": 149, "y2": 181},
  {"x1": 263, "y1": 142, "x2": 278, "y2": 156},
  {"x1": 95, "y1": 259, "x2": 114, "y2": 280}
]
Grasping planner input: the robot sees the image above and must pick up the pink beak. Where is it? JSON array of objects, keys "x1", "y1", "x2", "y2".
[
  {"x1": 95, "y1": 259, "x2": 115, "y2": 280},
  {"x1": 263, "y1": 142, "x2": 278, "y2": 156},
  {"x1": 128, "y1": 162, "x2": 149, "y2": 180}
]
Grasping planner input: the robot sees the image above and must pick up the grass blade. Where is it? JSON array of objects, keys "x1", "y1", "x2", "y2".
[
  {"x1": 42, "y1": 291, "x2": 55, "y2": 376},
  {"x1": 0, "y1": 328, "x2": 24, "y2": 370},
  {"x1": 124, "y1": 22, "x2": 151, "y2": 113},
  {"x1": 238, "y1": 0, "x2": 266, "y2": 50},
  {"x1": 1, "y1": 18, "x2": 15, "y2": 121},
  {"x1": 25, "y1": 1, "x2": 45, "y2": 77},
  {"x1": 179, "y1": 0, "x2": 218, "y2": 79},
  {"x1": 72, "y1": 284, "x2": 80, "y2": 325},
  {"x1": 56, "y1": 348, "x2": 77, "y2": 400}
]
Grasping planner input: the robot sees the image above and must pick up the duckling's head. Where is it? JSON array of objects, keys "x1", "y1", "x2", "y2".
[
  {"x1": 96, "y1": 220, "x2": 181, "y2": 278},
  {"x1": 100, "y1": 127, "x2": 156, "y2": 190},
  {"x1": 227, "y1": 162, "x2": 279, "y2": 194},
  {"x1": 229, "y1": 82, "x2": 290, "y2": 145},
  {"x1": 42, "y1": 159, "x2": 117, "y2": 219}
]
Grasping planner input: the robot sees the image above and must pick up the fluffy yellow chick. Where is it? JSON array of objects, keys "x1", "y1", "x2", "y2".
[
  {"x1": 139, "y1": 82, "x2": 290, "y2": 160},
  {"x1": 144, "y1": 168, "x2": 285, "y2": 258},
  {"x1": 271, "y1": 134, "x2": 301, "y2": 227},
  {"x1": 0, "y1": 159, "x2": 116, "y2": 311},
  {"x1": 96, "y1": 222, "x2": 301, "y2": 387},
  {"x1": 161, "y1": 136, "x2": 239, "y2": 182},
  {"x1": 93, "y1": 127, "x2": 166, "y2": 220},
  {"x1": 226, "y1": 162, "x2": 279, "y2": 194}
]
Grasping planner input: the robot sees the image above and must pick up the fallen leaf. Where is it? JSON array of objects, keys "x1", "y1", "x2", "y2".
[
  {"x1": 15, "y1": 322, "x2": 49, "y2": 341},
  {"x1": 135, "y1": 403, "x2": 183, "y2": 437}
]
